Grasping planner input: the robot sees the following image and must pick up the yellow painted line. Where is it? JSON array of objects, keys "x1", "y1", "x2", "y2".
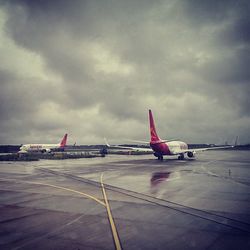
[
  {"x1": 0, "y1": 178, "x2": 106, "y2": 207},
  {"x1": 100, "y1": 173, "x2": 122, "y2": 250}
]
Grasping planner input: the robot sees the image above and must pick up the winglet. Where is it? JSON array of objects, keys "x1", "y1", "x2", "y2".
[
  {"x1": 104, "y1": 138, "x2": 110, "y2": 147},
  {"x1": 234, "y1": 136, "x2": 238, "y2": 146}
]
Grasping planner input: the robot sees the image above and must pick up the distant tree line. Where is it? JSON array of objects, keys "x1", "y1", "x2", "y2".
[{"x1": 0, "y1": 145, "x2": 21, "y2": 153}]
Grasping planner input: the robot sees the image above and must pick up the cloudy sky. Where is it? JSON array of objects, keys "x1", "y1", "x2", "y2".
[{"x1": 0, "y1": 0, "x2": 249, "y2": 145}]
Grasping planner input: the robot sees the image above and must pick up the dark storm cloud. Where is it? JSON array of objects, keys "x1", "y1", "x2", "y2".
[
  {"x1": 199, "y1": 48, "x2": 250, "y2": 84},
  {"x1": 0, "y1": 67, "x2": 68, "y2": 142},
  {"x1": 184, "y1": 0, "x2": 239, "y2": 23},
  {"x1": 0, "y1": 0, "x2": 249, "y2": 144},
  {"x1": 183, "y1": 0, "x2": 250, "y2": 83},
  {"x1": 0, "y1": 69, "x2": 40, "y2": 120}
]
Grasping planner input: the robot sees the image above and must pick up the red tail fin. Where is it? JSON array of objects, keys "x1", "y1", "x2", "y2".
[
  {"x1": 60, "y1": 134, "x2": 68, "y2": 147},
  {"x1": 149, "y1": 110, "x2": 160, "y2": 142}
]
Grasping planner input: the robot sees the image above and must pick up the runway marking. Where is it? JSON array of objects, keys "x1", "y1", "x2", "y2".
[
  {"x1": 101, "y1": 173, "x2": 122, "y2": 250},
  {"x1": 0, "y1": 178, "x2": 106, "y2": 207}
]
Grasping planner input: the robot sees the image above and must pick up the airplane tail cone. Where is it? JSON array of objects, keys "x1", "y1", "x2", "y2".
[{"x1": 149, "y1": 110, "x2": 160, "y2": 142}]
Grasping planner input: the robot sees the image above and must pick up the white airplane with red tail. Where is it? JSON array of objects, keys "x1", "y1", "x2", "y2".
[
  {"x1": 106, "y1": 110, "x2": 233, "y2": 160},
  {"x1": 19, "y1": 134, "x2": 68, "y2": 153},
  {"x1": 148, "y1": 110, "x2": 234, "y2": 160}
]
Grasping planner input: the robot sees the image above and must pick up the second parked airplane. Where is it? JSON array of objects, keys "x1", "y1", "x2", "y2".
[{"x1": 19, "y1": 134, "x2": 68, "y2": 153}]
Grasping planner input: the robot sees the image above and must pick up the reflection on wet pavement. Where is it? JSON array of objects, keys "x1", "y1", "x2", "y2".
[{"x1": 151, "y1": 172, "x2": 171, "y2": 187}]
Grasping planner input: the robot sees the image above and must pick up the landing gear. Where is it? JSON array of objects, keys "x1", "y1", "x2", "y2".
[
  {"x1": 158, "y1": 155, "x2": 163, "y2": 161},
  {"x1": 154, "y1": 153, "x2": 163, "y2": 161},
  {"x1": 178, "y1": 153, "x2": 185, "y2": 160}
]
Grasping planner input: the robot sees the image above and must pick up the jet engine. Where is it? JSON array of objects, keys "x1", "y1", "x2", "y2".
[
  {"x1": 41, "y1": 149, "x2": 51, "y2": 153},
  {"x1": 187, "y1": 151, "x2": 195, "y2": 158}
]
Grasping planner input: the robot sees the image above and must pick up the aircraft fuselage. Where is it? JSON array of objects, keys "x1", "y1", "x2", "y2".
[
  {"x1": 150, "y1": 141, "x2": 188, "y2": 156},
  {"x1": 19, "y1": 144, "x2": 60, "y2": 153}
]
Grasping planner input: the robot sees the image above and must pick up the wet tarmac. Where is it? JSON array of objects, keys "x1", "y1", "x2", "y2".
[{"x1": 0, "y1": 151, "x2": 250, "y2": 249}]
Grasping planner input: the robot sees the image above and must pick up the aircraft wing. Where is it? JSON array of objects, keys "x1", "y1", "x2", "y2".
[
  {"x1": 123, "y1": 139, "x2": 149, "y2": 144},
  {"x1": 109, "y1": 145, "x2": 153, "y2": 152},
  {"x1": 105, "y1": 140, "x2": 153, "y2": 152},
  {"x1": 124, "y1": 139, "x2": 180, "y2": 144},
  {"x1": 191, "y1": 145, "x2": 234, "y2": 152},
  {"x1": 174, "y1": 145, "x2": 234, "y2": 154}
]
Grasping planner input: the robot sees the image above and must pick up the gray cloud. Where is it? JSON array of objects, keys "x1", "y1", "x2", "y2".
[{"x1": 0, "y1": 0, "x2": 249, "y2": 145}]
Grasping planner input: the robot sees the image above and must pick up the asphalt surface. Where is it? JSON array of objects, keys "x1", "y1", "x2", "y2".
[{"x1": 0, "y1": 151, "x2": 250, "y2": 250}]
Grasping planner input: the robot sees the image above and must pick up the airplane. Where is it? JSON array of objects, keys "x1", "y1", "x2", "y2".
[
  {"x1": 106, "y1": 110, "x2": 233, "y2": 160},
  {"x1": 148, "y1": 110, "x2": 235, "y2": 160},
  {"x1": 19, "y1": 134, "x2": 68, "y2": 153}
]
